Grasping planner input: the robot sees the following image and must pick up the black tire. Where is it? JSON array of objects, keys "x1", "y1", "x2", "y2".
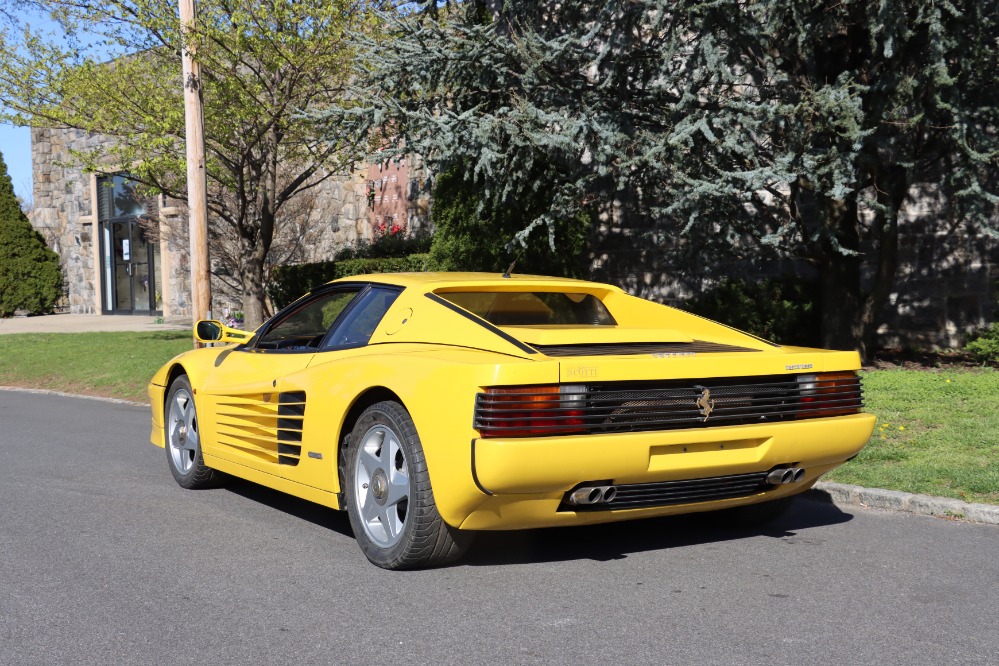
[
  {"x1": 342, "y1": 401, "x2": 473, "y2": 569},
  {"x1": 714, "y1": 496, "x2": 794, "y2": 528},
  {"x1": 165, "y1": 375, "x2": 221, "y2": 489}
]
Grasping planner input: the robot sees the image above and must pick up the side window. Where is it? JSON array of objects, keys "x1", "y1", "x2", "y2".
[
  {"x1": 256, "y1": 289, "x2": 360, "y2": 350},
  {"x1": 323, "y1": 287, "x2": 401, "y2": 349}
]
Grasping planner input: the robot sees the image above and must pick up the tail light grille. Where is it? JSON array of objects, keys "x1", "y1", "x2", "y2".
[{"x1": 474, "y1": 373, "x2": 863, "y2": 438}]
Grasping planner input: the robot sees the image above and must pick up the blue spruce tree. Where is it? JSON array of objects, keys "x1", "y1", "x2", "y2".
[{"x1": 337, "y1": 0, "x2": 998, "y2": 354}]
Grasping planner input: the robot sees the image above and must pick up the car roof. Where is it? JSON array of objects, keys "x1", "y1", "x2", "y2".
[{"x1": 330, "y1": 271, "x2": 622, "y2": 292}]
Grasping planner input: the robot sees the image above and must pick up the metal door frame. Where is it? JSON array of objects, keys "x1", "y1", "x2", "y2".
[{"x1": 99, "y1": 217, "x2": 160, "y2": 315}]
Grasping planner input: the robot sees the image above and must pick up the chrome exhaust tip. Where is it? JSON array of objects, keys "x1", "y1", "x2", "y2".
[
  {"x1": 766, "y1": 469, "x2": 795, "y2": 485},
  {"x1": 790, "y1": 467, "x2": 805, "y2": 483},
  {"x1": 568, "y1": 487, "x2": 604, "y2": 505},
  {"x1": 568, "y1": 485, "x2": 619, "y2": 505}
]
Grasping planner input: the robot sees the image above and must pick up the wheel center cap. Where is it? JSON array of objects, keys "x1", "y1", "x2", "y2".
[
  {"x1": 176, "y1": 420, "x2": 187, "y2": 442},
  {"x1": 370, "y1": 469, "x2": 388, "y2": 503}
]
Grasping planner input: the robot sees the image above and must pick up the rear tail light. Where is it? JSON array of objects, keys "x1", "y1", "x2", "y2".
[
  {"x1": 476, "y1": 384, "x2": 588, "y2": 438},
  {"x1": 796, "y1": 372, "x2": 862, "y2": 418}
]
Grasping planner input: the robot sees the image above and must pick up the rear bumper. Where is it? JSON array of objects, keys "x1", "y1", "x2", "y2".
[{"x1": 462, "y1": 413, "x2": 875, "y2": 529}]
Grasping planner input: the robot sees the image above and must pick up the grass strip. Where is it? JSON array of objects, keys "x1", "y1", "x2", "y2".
[{"x1": 0, "y1": 331, "x2": 193, "y2": 402}]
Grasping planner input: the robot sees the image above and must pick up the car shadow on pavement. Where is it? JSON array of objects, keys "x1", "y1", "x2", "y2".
[
  {"x1": 223, "y1": 477, "x2": 355, "y2": 537},
  {"x1": 460, "y1": 497, "x2": 854, "y2": 567},
  {"x1": 218, "y1": 479, "x2": 853, "y2": 567}
]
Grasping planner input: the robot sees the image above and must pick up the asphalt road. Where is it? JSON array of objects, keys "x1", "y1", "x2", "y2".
[{"x1": 1, "y1": 389, "x2": 997, "y2": 666}]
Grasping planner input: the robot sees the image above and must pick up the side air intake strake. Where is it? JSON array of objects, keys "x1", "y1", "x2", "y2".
[
  {"x1": 475, "y1": 373, "x2": 863, "y2": 438},
  {"x1": 214, "y1": 390, "x2": 306, "y2": 465}
]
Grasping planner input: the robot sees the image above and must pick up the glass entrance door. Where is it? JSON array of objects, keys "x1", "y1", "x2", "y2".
[{"x1": 104, "y1": 219, "x2": 159, "y2": 314}]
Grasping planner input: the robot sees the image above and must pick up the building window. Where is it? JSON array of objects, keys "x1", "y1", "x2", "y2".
[{"x1": 97, "y1": 174, "x2": 148, "y2": 219}]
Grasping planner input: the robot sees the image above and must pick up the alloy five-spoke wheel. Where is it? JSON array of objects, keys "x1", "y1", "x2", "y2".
[
  {"x1": 352, "y1": 423, "x2": 412, "y2": 548},
  {"x1": 168, "y1": 385, "x2": 199, "y2": 474},
  {"x1": 343, "y1": 401, "x2": 472, "y2": 569},
  {"x1": 165, "y1": 375, "x2": 219, "y2": 489}
]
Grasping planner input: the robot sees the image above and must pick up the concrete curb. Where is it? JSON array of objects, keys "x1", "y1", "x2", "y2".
[
  {"x1": 809, "y1": 481, "x2": 999, "y2": 526},
  {"x1": 0, "y1": 386, "x2": 147, "y2": 407}
]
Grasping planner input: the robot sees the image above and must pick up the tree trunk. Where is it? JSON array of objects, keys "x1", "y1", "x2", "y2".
[
  {"x1": 858, "y1": 167, "x2": 905, "y2": 356},
  {"x1": 856, "y1": 209, "x2": 899, "y2": 356},
  {"x1": 239, "y1": 251, "x2": 267, "y2": 330},
  {"x1": 819, "y1": 196, "x2": 866, "y2": 356},
  {"x1": 818, "y1": 169, "x2": 905, "y2": 360},
  {"x1": 238, "y1": 213, "x2": 272, "y2": 330}
]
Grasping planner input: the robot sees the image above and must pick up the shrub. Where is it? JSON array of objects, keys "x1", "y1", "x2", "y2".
[
  {"x1": 266, "y1": 255, "x2": 430, "y2": 311},
  {"x1": 965, "y1": 323, "x2": 999, "y2": 365},
  {"x1": 334, "y1": 254, "x2": 429, "y2": 279},
  {"x1": 0, "y1": 151, "x2": 63, "y2": 317},
  {"x1": 266, "y1": 260, "x2": 337, "y2": 310},
  {"x1": 683, "y1": 277, "x2": 821, "y2": 347},
  {"x1": 365, "y1": 225, "x2": 432, "y2": 259},
  {"x1": 331, "y1": 227, "x2": 432, "y2": 262}
]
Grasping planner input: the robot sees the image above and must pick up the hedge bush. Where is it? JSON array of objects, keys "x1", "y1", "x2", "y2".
[
  {"x1": 683, "y1": 276, "x2": 821, "y2": 347},
  {"x1": 267, "y1": 255, "x2": 430, "y2": 310},
  {"x1": 334, "y1": 254, "x2": 429, "y2": 279},
  {"x1": 965, "y1": 323, "x2": 999, "y2": 365},
  {"x1": 267, "y1": 260, "x2": 337, "y2": 310}
]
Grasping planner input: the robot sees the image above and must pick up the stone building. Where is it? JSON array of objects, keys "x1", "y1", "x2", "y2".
[{"x1": 30, "y1": 127, "x2": 429, "y2": 321}]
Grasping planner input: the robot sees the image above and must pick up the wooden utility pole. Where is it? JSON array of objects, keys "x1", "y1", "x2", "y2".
[{"x1": 179, "y1": 0, "x2": 211, "y2": 327}]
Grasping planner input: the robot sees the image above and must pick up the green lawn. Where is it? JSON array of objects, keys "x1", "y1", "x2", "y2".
[
  {"x1": 1, "y1": 331, "x2": 996, "y2": 504},
  {"x1": 0, "y1": 331, "x2": 193, "y2": 402},
  {"x1": 826, "y1": 368, "x2": 999, "y2": 505}
]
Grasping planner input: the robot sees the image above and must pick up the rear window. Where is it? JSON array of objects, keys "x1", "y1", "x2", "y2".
[{"x1": 439, "y1": 291, "x2": 616, "y2": 326}]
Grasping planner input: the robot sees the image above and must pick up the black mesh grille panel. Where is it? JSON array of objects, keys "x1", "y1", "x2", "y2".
[
  {"x1": 560, "y1": 472, "x2": 774, "y2": 511},
  {"x1": 532, "y1": 340, "x2": 760, "y2": 357}
]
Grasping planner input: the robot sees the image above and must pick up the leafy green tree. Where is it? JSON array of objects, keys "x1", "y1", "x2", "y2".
[
  {"x1": 0, "y1": 150, "x2": 62, "y2": 317},
  {"x1": 345, "y1": 0, "x2": 999, "y2": 355},
  {"x1": 0, "y1": 0, "x2": 385, "y2": 327}
]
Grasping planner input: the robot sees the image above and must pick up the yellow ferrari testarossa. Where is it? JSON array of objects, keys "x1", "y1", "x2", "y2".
[{"x1": 148, "y1": 272, "x2": 875, "y2": 569}]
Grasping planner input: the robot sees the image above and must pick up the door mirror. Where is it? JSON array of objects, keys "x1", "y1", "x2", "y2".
[{"x1": 194, "y1": 320, "x2": 251, "y2": 344}]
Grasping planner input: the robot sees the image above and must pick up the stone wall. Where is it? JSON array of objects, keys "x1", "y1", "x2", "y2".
[
  {"x1": 876, "y1": 196, "x2": 999, "y2": 349},
  {"x1": 31, "y1": 126, "x2": 384, "y2": 319},
  {"x1": 589, "y1": 195, "x2": 999, "y2": 351},
  {"x1": 157, "y1": 204, "x2": 192, "y2": 322},
  {"x1": 31, "y1": 127, "x2": 101, "y2": 314}
]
